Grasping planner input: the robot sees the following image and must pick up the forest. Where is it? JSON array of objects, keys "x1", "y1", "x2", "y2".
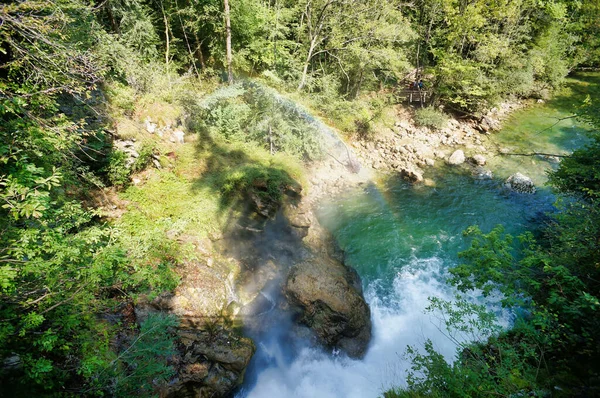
[{"x1": 1, "y1": 0, "x2": 600, "y2": 396}]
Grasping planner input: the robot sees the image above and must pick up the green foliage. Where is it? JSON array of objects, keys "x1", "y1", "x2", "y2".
[
  {"x1": 2, "y1": 0, "x2": 600, "y2": 395},
  {"x1": 295, "y1": 0, "x2": 414, "y2": 95},
  {"x1": 0, "y1": 0, "x2": 100, "y2": 96},
  {"x1": 400, "y1": 0, "x2": 597, "y2": 112},
  {"x1": 433, "y1": 55, "x2": 496, "y2": 113},
  {"x1": 354, "y1": 110, "x2": 374, "y2": 140},
  {"x1": 389, "y1": 101, "x2": 600, "y2": 395},
  {"x1": 191, "y1": 139, "x2": 303, "y2": 215},
  {"x1": 105, "y1": 150, "x2": 131, "y2": 186},
  {"x1": 132, "y1": 144, "x2": 156, "y2": 173},
  {"x1": 0, "y1": 1, "x2": 178, "y2": 394},
  {"x1": 413, "y1": 107, "x2": 448, "y2": 130},
  {"x1": 77, "y1": 313, "x2": 177, "y2": 397},
  {"x1": 112, "y1": 314, "x2": 177, "y2": 397},
  {"x1": 549, "y1": 134, "x2": 600, "y2": 202},
  {"x1": 220, "y1": 163, "x2": 296, "y2": 206},
  {"x1": 196, "y1": 82, "x2": 323, "y2": 160},
  {"x1": 387, "y1": 297, "x2": 546, "y2": 397}
]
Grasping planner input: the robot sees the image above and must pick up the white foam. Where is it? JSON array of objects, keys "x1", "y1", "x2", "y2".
[{"x1": 239, "y1": 256, "x2": 499, "y2": 398}]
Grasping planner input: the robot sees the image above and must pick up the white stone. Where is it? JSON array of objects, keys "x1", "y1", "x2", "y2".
[
  {"x1": 472, "y1": 154, "x2": 486, "y2": 166},
  {"x1": 145, "y1": 117, "x2": 157, "y2": 134},
  {"x1": 504, "y1": 172, "x2": 536, "y2": 194},
  {"x1": 171, "y1": 130, "x2": 185, "y2": 144},
  {"x1": 447, "y1": 150, "x2": 466, "y2": 165}
]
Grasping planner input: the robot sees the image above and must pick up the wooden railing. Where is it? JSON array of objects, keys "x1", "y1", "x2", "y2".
[{"x1": 397, "y1": 89, "x2": 429, "y2": 103}]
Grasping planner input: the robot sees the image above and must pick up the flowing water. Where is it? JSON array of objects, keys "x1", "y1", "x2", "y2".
[{"x1": 237, "y1": 73, "x2": 599, "y2": 398}]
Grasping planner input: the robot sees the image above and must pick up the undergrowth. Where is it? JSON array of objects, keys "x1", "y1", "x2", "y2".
[{"x1": 413, "y1": 106, "x2": 449, "y2": 130}]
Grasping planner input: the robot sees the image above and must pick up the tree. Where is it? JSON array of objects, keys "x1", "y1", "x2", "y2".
[
  {"x1": 0, "y1": 1, "x2": 178, "y2": 393},
  {"x1": 224, "y1": 0, "x2": 233, "y2": 83},
  {"x1": 294, "y1": 0, "x2": 414, "y2": 94}
]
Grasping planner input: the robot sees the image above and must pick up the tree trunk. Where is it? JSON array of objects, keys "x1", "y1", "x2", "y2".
[
  {"x1": 176, "y1": 0, "x2": 199, "y2": 78},
  {"x1": 224, "y1": 0, "x2": 233, "y2": 84},
  {"x1": 193, "y1": 31, "x2": 206, "y2": 71},
  {"x1": 269, "y1": 125, "x2": 274, "y2": 155},
  {"x1": 297, "y1": 0, "x2": 335, "y2": 91},
  {"x1": 160, "y1": 0, "x2": 171, "y2": 88},
  {"x1": 298, "y1": 38, "x2": 317, "y2": 90},
  {"x1": 105, "y1": 0, "x2": 120, "y2": 34}
]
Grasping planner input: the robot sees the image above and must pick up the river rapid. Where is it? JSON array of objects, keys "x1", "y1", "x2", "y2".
[{"x1": 237, "y1": 72, "x2": 599, "y2": 398}]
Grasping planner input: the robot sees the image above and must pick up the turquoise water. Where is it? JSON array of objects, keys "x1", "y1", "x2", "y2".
[
  {"x1": 240, "y1": 73, "x2": 598, "y2": 398},
  {"x1": 317, "y1": 72, "x2": 599, "y2": 294},
  {"x1": 486, "y1": 72, "x2": 599, "y2": 184},
  {"x1": 316, "y1": 169, "x2": 554, "y2": 297}
]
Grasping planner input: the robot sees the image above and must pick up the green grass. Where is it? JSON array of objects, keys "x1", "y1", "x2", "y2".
[
  {"x1": 115, "y1": 116, "x2": 305, "y2": 265},
  {"x1": 120, "y1": 170, "x2": 225, "y2": 241}
]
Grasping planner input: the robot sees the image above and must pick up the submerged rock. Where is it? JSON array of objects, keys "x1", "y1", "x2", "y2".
[
  {"x1": 285, "y1": 256, "x2": 372, "y2": 358},
  {"x1": 400, "y1": 165, "x2": 424, "y2": 183},
  {"x1": 423, "y1": 178, "x2": 436, "y2": 187},
  {"x1": 479, "y1": 115, "x2": 501, "y2": 133},
  {"x1": 474, "y1": 167, "x2": 493, "y2": 180},
  {"x1": 504, "y1": 172, "x2": 536, "y2": 194}
]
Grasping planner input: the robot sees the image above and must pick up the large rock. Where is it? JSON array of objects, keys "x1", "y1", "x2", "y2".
[
  {"x1": 447, "y1": 150, "x2": 466, "y2": 165},
  {"x1": 114, "y1": 139, "x2": 140, "y2": 167},
  {"x1": 166, "y1": 327, "x2": 255, "y2": 398},
  {"x1": 504, "y1": 173, "x2": 536, "y2": 194},
  {"x1": 285, "y1": 256, "x2": 372, "y2": 358},
  {"x1": 471, "y1": 154, "x2": 486, "y2": 166},
  {"x1": 136, "y1": 256, "x2": 254, "y2": 398}
]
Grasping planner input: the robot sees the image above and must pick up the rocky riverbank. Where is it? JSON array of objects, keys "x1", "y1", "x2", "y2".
[
  {"x1": 349, "y1": 102, "x2": 527, "y2": 185},
  {"x1": 298, "y1": 100, "x2": 534, "y2": 209}
]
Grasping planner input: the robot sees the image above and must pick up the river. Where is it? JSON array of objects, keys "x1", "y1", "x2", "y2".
[{"x1": 237, "y1": 72, "x2": 599, "y2": 398}]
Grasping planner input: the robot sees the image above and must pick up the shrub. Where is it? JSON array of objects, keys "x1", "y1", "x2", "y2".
[
  {"x1": 193, "y1": 82, "x2": 324, "y2": 161},
  {"x1": 105, "y1": 150, "x2": 130, "y2": 187},
  {"x1": 132, "y1": 144, "x2": 155, "y2": 173},
  {"x1": 354, "y1": 109, "x2": 373, "y2": 140},
  {"x1": 413, "y1": 106, "x2": 449, "y2": 130}
]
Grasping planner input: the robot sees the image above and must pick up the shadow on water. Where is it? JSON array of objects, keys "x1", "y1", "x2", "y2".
[{"x1": 546, "y1": 72, "x2": 600, "y2": 114}]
